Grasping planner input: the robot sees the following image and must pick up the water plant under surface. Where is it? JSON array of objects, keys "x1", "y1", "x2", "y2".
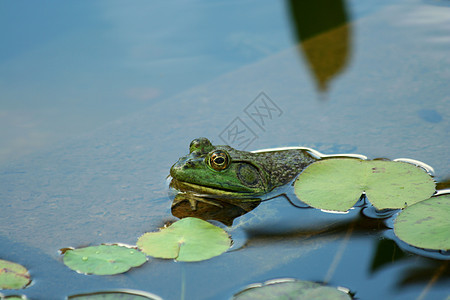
[{"x1": 232, "y1": 278, "x2": 352, "y2": 300}]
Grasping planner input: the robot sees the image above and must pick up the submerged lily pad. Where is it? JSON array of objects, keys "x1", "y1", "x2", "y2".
[
  {"x1": 68, "y1": 289, "x2": 163, "y2": 299},
  {"x1": 294, "y1": 159, "x2": 435, "y2": 212},
  {"x1": 63, "y1": 245, "x2": 147, "y2": 275},
  {"x1": 233, "y1": 278, "x2": 351, "y2": 300},
  {"x1": 394, "y1": 194, "x2": 450, "y2": 251},
  {"x1": 0, "y1": 259, "x2": 31, "y2": 290},
  {"x1": 137, "y1": 217, "x2": 231, "y2": 262}
]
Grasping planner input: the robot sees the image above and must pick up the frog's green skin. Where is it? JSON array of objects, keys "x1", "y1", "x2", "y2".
[{"x1": 170, "y1": 138, "x2": 317, "y2": 197}]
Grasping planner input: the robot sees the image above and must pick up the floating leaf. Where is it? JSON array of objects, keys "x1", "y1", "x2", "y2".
[
  {"x1": 394, "y1": 194, "x2": 450, "y2": 250},
  {"x1": 294, "y1": 159, "x2": 435, "y2": 211},
  {"x1": 0, "y1": 259, "x2": 31, "y2": 290},
  {"x1": 68, "y1": 289, "x2": 163, "y2": 299},
  {"x1": 233, "y1": 278, "x2": 352, "y2": 300},
  {"x1": 137, "y1": 217, "x2": 231, "y2": 262},
  {"x1": 63, "y1": 245, "x2": 147, "y2": 275}
]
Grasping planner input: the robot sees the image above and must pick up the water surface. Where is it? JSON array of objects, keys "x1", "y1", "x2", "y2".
[{"x1": 1, "y1": 0, "x2": 449, "y2": 299}]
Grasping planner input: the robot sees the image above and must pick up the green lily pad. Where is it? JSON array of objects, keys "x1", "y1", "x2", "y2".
[
  {"x1": 0, "y1": 259, "x2": 31, "y2": 290},
  {"x1": 394, "y1": 194, "x2": 450, "y2": 250},
  {"x1": 63, "y1": 245, "x2": 147, "y2": 275},
  {"x1": 137, "y1": 217, "x2": 231, "y2": 262},
  {"x1": 233, "y1": 278, "x2": 352, "y2": 300},
  {"x1": 294, "y1": 159, "x2": 435, "y2": 212},
  {"x1": 68, "y1": 289, "x2": 163, "y2": 299}
]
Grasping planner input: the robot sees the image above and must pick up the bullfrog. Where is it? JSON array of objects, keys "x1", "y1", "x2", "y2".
[{"x1": 170, "y1": 137, "x2": 319, "y2": 198}]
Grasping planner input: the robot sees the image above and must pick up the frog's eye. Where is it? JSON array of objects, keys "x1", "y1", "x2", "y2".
[{"x1": 208, "y1": 150, "x2": 230, "y2": 171}]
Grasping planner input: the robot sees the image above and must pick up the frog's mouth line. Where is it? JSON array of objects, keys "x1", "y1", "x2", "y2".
[{"x1": 170, "y1": 179, "x2": 260, "y2": 198}]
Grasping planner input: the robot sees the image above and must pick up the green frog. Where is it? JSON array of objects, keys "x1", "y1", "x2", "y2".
[{"x1": 170, "y1": 137, "x2": 319, "y2": 198}]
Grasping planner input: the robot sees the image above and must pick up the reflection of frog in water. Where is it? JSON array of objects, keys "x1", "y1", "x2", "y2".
[{"x1": 170, "y1": 137, "x2": 318, "y2": 198}]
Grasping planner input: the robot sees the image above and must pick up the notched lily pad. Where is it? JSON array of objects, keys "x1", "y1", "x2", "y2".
[
  {"x1": 63, "y1": 245, "x2": 147, "y2": 275},
  {"x1": 294, "y1": 159, "x2": 435, "y2": 212},
  {"x1": 0, "y1": 259, "x2": 31, "y2": 290},
  {"x1": 137, "y1": 217, "x2": 231, "y2": 262},
  {"x1": 394, "y1": 194, "x2": 450, "y2": 251},
  {"x1": 233, "y1": 278, "x2": 352, "y2": 300}
]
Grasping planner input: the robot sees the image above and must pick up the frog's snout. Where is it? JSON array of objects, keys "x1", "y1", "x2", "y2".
[
  {"x1": 170, "y1": 161, "x2": 181, "y2": 178},
  {"x1": 170, "y1": 157, "x2": 191, "y2": 178},
  {"x1": 170, "y1": 153, "x2": 205, "y2": 182}
]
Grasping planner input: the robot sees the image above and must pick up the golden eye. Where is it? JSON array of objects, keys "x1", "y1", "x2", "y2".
[{"x1": 209, "y1": 150, "x2": 230, "y2": 171}]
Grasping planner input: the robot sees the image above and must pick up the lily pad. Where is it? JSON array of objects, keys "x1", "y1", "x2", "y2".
[
  {"x1": 394, "y1": 194, "x2": 450, "y2": 250},
  {"x1": 294, "y1": 159, "x2": 435, "y2": 212},
  {"x1": 63, "y1": 245, "x2": 147, "y2": 275},
  {"x1": 137, "y1": 217, "x2": 231, "y2": 262},
  {"x1": 68, "y1": 289, "x2": 163, "y2": 299},
  {"x1": 0, "y1": 259, "x2": 31, "y2": 290},
  {"x1": 233, "y1": 278, "x2": 352, "y2": 300}
]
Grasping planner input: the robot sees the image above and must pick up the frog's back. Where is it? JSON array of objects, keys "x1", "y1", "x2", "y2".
[{"x1": 253, "y1": 149, "x2": 317, "y2": 189}]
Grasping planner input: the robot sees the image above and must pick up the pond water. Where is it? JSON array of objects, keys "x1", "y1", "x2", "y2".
[{"x1": 1, "y1": 0, "x2": 449, "y2": 299}]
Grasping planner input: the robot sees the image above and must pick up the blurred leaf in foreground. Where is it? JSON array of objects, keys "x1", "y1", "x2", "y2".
[{"x1": 233, "y1": 278, "x2": 352, "y2": 300}]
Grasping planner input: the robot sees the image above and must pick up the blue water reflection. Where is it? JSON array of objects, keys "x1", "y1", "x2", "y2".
[
  {"x1": 1, "y1": 0, "x2": 449, "y2": 299},
  {"x1": 0, "y1": 1, "x2": 292, "y2": 162}
]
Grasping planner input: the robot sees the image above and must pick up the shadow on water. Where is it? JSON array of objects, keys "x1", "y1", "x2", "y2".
[
  {"x1": 436, "y1": 177, "x2": 450, "y2": 190},
  {"x1": 286, "y1": 0, "x2": 352, "y2": 93},
  {"x1": 242, "y1": 208, "x2": 450, "y2": 291},
  {"x1": 370, "y1": 238, "x2": 449, "y2": 292}
]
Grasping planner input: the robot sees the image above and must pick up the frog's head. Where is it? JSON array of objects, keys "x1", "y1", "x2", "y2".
[{"x1": 170, "y1": 138, "x2": 269, "y2": 196}]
